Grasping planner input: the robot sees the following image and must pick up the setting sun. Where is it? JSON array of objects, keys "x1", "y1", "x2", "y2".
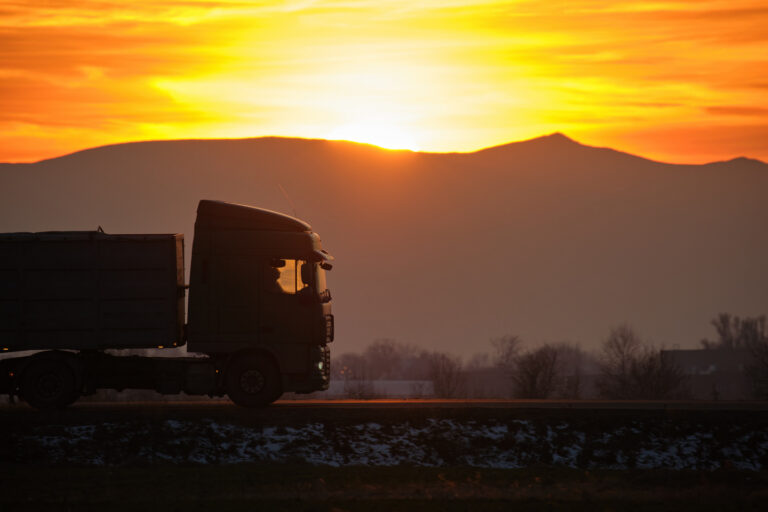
[
  {"x1": 0, "y1": 1, "x2": 766, "y2": 163},
  {"x1": 326, "y1": 119, "x2": 421, "y2": 151}
]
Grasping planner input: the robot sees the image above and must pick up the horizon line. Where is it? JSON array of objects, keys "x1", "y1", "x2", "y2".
[{"x1": 1, "y1": 132, "x2": 766, "y2": 168}]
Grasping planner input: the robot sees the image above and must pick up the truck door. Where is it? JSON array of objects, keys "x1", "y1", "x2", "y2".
[
  {"x1": 213, "y1": 255, "x2": 260, "y2": 339},
  {"x1": 258, "y1": 258, "x2": 314, "y2": 367}
]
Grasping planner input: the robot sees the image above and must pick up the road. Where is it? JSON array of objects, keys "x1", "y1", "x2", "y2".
[{"x1": 2, "y1": 398, "x2": 767, "y2": 428}]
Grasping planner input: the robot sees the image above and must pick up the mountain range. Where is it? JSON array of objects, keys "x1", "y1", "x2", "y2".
[{"x1": 1, "y1": 134, "x2": 766, "y2": 356}]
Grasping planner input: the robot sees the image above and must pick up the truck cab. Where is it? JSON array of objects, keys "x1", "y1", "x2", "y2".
[
  {"x1": 0, "y1": 200, "x2": 334, "y2": 408},
  {"x1": 187, "y1": 200, "x2": 334, "y2": 405}
]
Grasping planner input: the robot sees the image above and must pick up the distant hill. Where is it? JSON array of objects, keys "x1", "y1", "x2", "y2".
[{"x1": 1, "y1": 134, "x2": 766, "y2": 355}]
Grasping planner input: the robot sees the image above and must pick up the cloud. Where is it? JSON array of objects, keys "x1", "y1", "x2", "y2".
[
  {"x1": 705, "y1": 106, "x2": 768, "y2": 117},
  {"x1": 1, "y1": 0, "x2": 767, "y2": 162}
]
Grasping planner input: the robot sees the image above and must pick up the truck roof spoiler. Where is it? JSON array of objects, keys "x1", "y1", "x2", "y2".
[{"x1": 196, "y1": 200, "x2": 312, "y2": 232}]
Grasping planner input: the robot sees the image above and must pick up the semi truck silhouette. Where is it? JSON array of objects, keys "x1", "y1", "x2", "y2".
[{"x1": 0, "y1": 200, "x2": 334, "y2": 408}]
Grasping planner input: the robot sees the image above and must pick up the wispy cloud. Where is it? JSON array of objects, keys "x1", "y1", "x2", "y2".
[
  {"x1": 1, "y1": 0, "x2": 767, "y2": 162},
  {"x1": 705, "y1": 106, "x2": 768, "y2": 117}
]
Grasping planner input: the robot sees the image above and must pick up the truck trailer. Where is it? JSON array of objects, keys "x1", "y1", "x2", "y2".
[{"x1": 0, "y1": 200, "x2": 334, "y2": 408}]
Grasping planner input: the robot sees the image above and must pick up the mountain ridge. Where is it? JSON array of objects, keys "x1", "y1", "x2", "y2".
[{"x1": 2, "y1": 133, "x2": 765, "y2": 168}]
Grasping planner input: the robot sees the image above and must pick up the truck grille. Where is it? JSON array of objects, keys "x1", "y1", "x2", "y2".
[
  {"x1": 325, "y1": 314, "x2": 334, "y2": 343},
  {"x1": 323, "y1": 346, "x2": 331, "y2": 381}
]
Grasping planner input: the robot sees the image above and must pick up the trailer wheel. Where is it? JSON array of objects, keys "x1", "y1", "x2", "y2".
[
  {"x1": 21, "y1": 358, "x2": 79, "y2": 410},
  {"x1": 226, "y1": 355, "x2": 282, "y2": 407}
]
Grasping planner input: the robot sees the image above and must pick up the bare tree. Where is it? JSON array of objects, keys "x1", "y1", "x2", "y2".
[
  {"x1": 466, "y1": 352, "x2": 491, "y2": 370},
  {"x1": 428, "y1": 352, "x2": 466, "y2": 398},
  {"x1": 491, "y1": 335, "x2": 521, "y2": 395},
  {"x1": 700, "y1": 314, "x2": 768, "y2": 399},
  {"x1": 510, "y1": 345, "x2": 561, "y2": 398},
  {"x1": 490, "y1": 336, "x2": 591, "y2": 399},
  {"x1": 743, "y1": 316, "x2": 767, "y2": 346},
  {"x1": 596, "y1": 325, "x2": 643, "y2": 399},
  {"x1": 506, "y1": 342, "x2": 592, "y2": 399},
  {"x1": 700, "y1": 313, "x2": 767, "y2": 350},
  {"x1": 746, "y1": 335, "x2": 768, "y2": 399},
  {"x1": 549, "y1": 342, "x2": 592, "y2": 399},
  {"x1": 596, "y1": 325, "x2": 688, "y2": 399},
  {"x1": 646, "y1": 350, "x2": 690, "y2": 399},
  {"x1": 398, "y1": 347, "x2": 432, "y2": 380},
  {"x1": 490, "y1": 335, "x2": 522, "y2": 397},
  {"x1": 701, "y1": 313, "x2": 738, "y2": 349},
  {"x1": 492, "y1": 335, "x2": 521, "y2": 371},
  {"x1": 363, "y1": 338, "x2": 405, "y2": 379}
]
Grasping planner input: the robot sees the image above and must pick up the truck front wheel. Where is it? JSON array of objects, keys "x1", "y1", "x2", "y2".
[
  {"x1": 225, "y1": 355, "x2": 282, "y2": 407},
  {"x1": 21, "y1": 358, "x2": 80, "y2": 410}
]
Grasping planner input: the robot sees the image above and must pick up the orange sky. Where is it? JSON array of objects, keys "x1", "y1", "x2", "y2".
[{"x1": 1, "y1": 1, "x2": 766, "y2": 163}]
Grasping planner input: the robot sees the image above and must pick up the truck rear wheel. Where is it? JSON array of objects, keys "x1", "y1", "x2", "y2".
[
  {"x1": 21, "y1": 358, "x2": 80, "y2": 410},
  {"x1": 226, "y1": 355, "x2": 282, "y2": 407}
]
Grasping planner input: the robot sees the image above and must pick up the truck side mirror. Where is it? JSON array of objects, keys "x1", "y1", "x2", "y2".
[{"x1": 320, "y1": 262, "x2": 333, "y2": 271}]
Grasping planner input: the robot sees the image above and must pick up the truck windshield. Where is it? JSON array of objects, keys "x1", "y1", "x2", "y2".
[{"x1": 269, "y1": 259, "x2": 310, "y2": 294}]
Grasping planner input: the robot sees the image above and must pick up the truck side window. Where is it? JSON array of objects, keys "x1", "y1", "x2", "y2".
[
  {"x1": 298, "y1": 260, "x2": 312, "y2": 293},
  {"x1": 267, "y1": 259, "x2": 309, "y2": 294}
]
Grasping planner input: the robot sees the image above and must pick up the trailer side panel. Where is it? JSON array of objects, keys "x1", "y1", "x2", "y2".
[{"x1": 0, "y1": 232, "x2": 184, "y2": 352}]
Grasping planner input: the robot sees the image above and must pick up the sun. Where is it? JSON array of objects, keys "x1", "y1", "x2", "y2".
[{"x1": 326, "y1": 119, "x2": 421, "y2": 151}]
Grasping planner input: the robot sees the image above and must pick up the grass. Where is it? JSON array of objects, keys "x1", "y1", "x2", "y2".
[{"x1": 2, "y1": 464, "x2": 767, "y2": 511}]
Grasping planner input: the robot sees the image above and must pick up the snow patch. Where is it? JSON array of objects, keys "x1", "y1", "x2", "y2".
[{"x1": 12, "y1": 417, "x2": 768, "y2": 470}]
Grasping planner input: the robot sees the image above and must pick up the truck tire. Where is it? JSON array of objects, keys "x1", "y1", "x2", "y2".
[
  {"x1": 21, "y1": 358, "x2": 80, "y2": 410},
  {"x1": 226, "y1": 355, "x2": 282, "y2": 407}
]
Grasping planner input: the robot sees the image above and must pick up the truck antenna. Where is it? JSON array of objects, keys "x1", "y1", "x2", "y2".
[{"x1": 277, "y1": 183, "x2": 298, "y2": 218}]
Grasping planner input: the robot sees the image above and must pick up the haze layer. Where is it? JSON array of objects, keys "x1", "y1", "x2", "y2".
[{"x1": 1, "y1": 135, "x2": 766, "y2": 355}]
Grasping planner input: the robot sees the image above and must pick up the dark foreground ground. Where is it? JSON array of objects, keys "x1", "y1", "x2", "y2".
[
  {"x1": 2, "y1": 400, "x2": 768, "y2": 510},
  {"x1": 3, "y1": 464, "x2": 768, "y2": 511}
]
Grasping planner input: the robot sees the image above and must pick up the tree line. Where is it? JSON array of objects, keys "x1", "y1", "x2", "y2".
[{"x1": 334, "y1": 313, "x2": 768, "y2": 400}]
